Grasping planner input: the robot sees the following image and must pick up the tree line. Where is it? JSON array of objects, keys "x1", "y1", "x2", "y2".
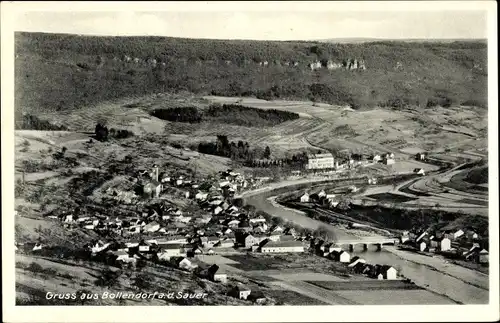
[
  {"x1": 150, "y1": 104, "x2": 300, "y2": 127},
  {"x1": 16, "y1": 114, "x2": 68, "y2": 131},
  {"x1": 95, "y1": 123, "x2": 135, "y2": 141}
]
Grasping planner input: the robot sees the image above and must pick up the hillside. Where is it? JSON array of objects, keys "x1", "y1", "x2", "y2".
[{"x1": 15, "y1": 32, "x2": 487, "y2": 121}]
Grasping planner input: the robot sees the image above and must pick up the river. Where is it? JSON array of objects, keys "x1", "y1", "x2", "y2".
[
  {"x1": 241, "y1": 182, "x2": 489, "y2": 305},
  {"x1": 351, "y1": 249, "x2": 488, "y2": 304}
]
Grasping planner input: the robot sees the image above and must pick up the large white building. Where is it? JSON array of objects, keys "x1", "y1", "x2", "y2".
[{"x1": 305, "y1": 153, "x2": 335, "y2": 170}]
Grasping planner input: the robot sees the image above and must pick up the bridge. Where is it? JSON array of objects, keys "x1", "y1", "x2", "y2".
[{"x1": 334, "y1": 238, "x2": 399, "y2": 251}]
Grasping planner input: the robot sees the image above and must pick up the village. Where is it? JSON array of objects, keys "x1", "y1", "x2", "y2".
[{"x1": 15, "y1": 149, "x2": 425, "y2": 304}]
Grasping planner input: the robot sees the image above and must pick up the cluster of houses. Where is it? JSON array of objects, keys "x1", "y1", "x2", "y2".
[
  {"x1": 310, "y1": 239, "x2": 398, "y2": 280},
  {"x1": 400, "y1": 228, "x2": 489, "y2": 264},
  {"x1": 299, "y1": 189, "x2": 343, "y2": 208}
]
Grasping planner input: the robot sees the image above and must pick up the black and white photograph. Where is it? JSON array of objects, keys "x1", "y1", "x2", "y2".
[{"x1": 2, "y1": 1, "x2": 498, "y2": 322}]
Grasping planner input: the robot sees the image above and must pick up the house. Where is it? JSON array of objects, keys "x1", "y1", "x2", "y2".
[
  {"x1": 164, "y1": 235, "x2": 188, "y2": 244},
  {"x1": 305, "y1": 153, "x2": 335, "y2": 170},
  {"x1": 108, "y1": 250, "x2": 135, "y2": 263},
  {"x1": 206, "y1": 264, "x2": 228, "y2": 283},
  {"x1": 378, "y1": 265, "x2": 397, "y2": 280},
  {"x1": 416, "y1": 231, "x2": 428, "y2": 243},
  {"x1": 466, "y1": 230, "x2": 479, "y2": 240},
  {"x1": 32, "y1": 243, "x2": 43, "y2": 251},
  {"x1": 143, "y1": 180, "x2": 162, "y2": 198},
  {"x1": 400, "y1": 234, "x2": 410, "y2": 244},
  {"x1": 269, "y1": 232, "x2": 281, "y2": 242},
  {"x1": 228, "y1": 285, "x2": 251, "y2": 300},
  {"x1": 419, "y1": 241, "x2": 427, "y2": 252},
  {"x1": 214, "y1": 206, "x2": 223, "y2": 215},
  {"x1": 271, "y1": 225, "x2": 284, "y2": 233},
  {"x1": 91, "y1": 241, "x2": 110, "y2": 253},
  {"x1": 300, "y1": 192, "x2": 310, "y2": 203},
  {"x1": 414, "y1": 168, "x2": 426, "y2": 176},
  {"x1": 249, "y1": 216, "x2": 266, "y2": 225},
  {"x1": 330, "y1": 250, "x2": 351, "y2": 263},
  {"x1": 247, "y1": 291, "x2": 266, "y2": 304},
  {"x1": 144, "y1": 221, "x2": 160, "y2": 233},
  {"x1": 260, "y1": 240, "x2": 304, "y2": 253},
  {"x1": 158, "y1": 244, "x2": 184, "y2": 260},
  {"x1": 203, "y1": 236, "x2": 220, "y2": 247},
  {"x1": 479, "y1": 249, "x2": 489, "y2": 264},
  {"x1": 453, "y1": 229, "x2": 465, "y2": 240},
  {"x1": 228, "y1": 219, "x2": 240, "y2": 228},
  {"x1": 440, "y1": 237, "x2": 451, "y2": 251},
  {"x1": 195, "y1": 192, "x2": 208, "y2": 201},
  {"x1": 63, "y1": 214, "x2": 74, "y2": 223},
  {"x1": 348, "y1": 257, "x2": 366, "y2": 268},
  {"x1": 415, "y1": 152, "x2": 426, "y2": 161},
  {"x1": 214, "y1": 239, "x2": 234, "y2": 248},
  {"x1": 244, "y1": 234, "x2": 261, "y2": 248},
  {"x1": 174, "y1": 257, "x2": 197, "y2": 271},
  {"x1": 383, "y1": 157, "x2": 395, "y2": 165},
  {"x1": 138, "y1": 241, "x2": 152, "y2": 253}
]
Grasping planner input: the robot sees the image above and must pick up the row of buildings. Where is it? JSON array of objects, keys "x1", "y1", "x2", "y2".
[
  {"x1": 400, "y1": 227, "x2": 489, "y2": 264},
  {"x1": 311, "y1": 239, "x2": 398, "y2": 280},
  {"x1": 304, "y1": 151, "x2": 397, "y2": 171}
]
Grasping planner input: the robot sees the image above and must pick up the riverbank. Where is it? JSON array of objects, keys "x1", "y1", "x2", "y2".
[{"x1": 386, "y1": 247, "x2": 489, "y2": 290}]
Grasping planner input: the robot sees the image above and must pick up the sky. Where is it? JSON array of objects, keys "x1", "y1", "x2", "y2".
[{"x1": 10, "y1": 2, "x2": 489, "y2": 41}]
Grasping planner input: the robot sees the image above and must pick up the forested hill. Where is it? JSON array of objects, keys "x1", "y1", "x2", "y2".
[{"x1": 15, "y1": 32, "x2": 488, "y2": 115}]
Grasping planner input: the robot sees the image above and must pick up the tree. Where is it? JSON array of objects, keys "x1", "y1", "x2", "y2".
[
  {"x1": 314, "y1": 225, "x2": 337, "y2": 242},
  {"x1": 263, "y1": 146, "x2": 271, "y2": 159},
  {"x1": 95, "y1": 123, "x2": 109, "y2": 141}
]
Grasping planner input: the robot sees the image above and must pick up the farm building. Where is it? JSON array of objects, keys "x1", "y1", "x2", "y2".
[
  {"x1": 300, "y1": 192, "x2": 310, "y2": 203},
  {"x1": 305, "y1": 152, "x2": 335, "y2": 170},
  {"x1": 260, "y1": 240, "x2": 304, "y2": 253},
  {"x1": 415, "y1": 152, "x2": 426, "y2": 160},
  {"x1": 228, "y1": 285, "x2": 251, "y2": 300}
]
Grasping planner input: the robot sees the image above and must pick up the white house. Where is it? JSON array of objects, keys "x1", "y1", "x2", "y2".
[
  {"x1": 261, "y1": 241, "x2": 304, "y2": 253},
  {"x1": 214, "y1": 206, "x2": 223, "y2": 215},
  {"x1": 440, "y1": 237, "x2": 451, "y2": 251},
  {"x1": 382, "y1": 266, "x2": 398, "y2": 280},
  {"x1": 479, "y1": 249, "x2": 489, "y2": 264},
  {"x1": 195, "y1": 192, "x2": 208, "y2": 201},
  {"x1": 144, "y1": 221, "x2": 160, "y2": 233},
  {"x1": 331, "y1": 250, "x2": 351, "y2": 263},
  {"x1": 318, "y1": 190, "x2": 327, "y2": 198},
  {"x1": 419, "y1": 241, "x2": 427, "y2": 252},
  {"x1": 300, "y1": 193, "x2": 310, "y2": 203},
  {"x1": 143, "y1": 180, "x2": 162, "y2": 198},
  {"x1": 454, "y1": 229, "x2": 465, "y2": 240},
  {"x1": 348, "y1": 258, "x2": 366, "y2": 267},
  {"x1": 416, "y1": 231, "x2": 428, "y2": 243},
  {"x1": 305, "y1": 153, "x2": 335, "y2": 170}
]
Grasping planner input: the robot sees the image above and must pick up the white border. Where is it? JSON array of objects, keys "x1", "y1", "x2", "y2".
[{"x1": 2, "y1": 1, "x2": 498, "y2": 322}]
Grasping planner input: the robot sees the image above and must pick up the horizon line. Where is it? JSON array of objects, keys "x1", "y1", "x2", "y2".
[{"x1": 15, "y1": 30, "x2": 488, "y2": 43}]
